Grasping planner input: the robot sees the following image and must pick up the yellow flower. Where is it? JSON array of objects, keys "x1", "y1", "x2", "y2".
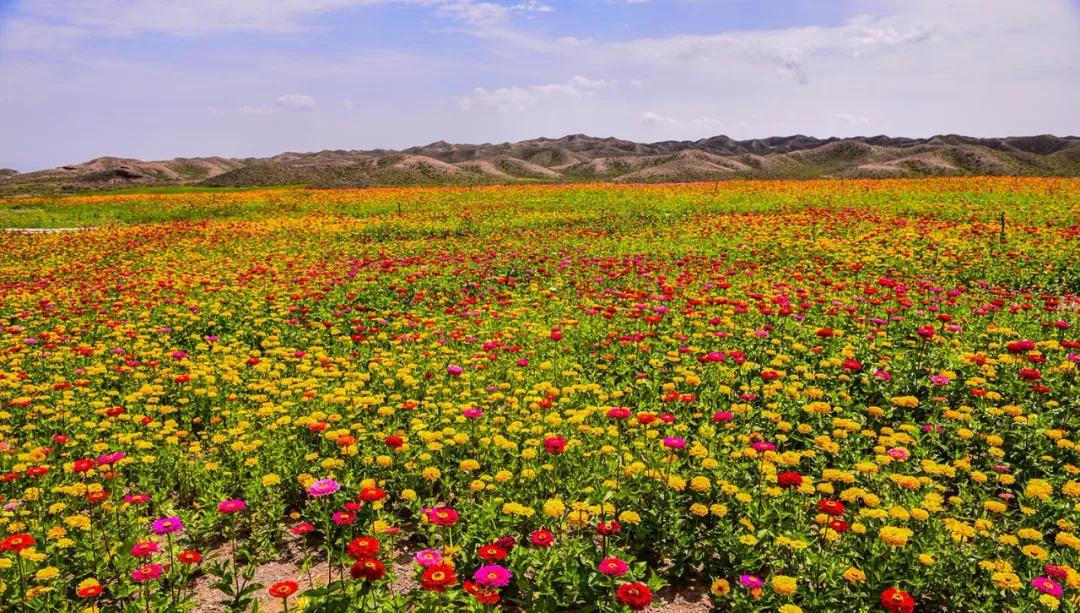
[
  {"x1": 779, "y1": 606, "x2": 803, "y2": 613},
  {"x1": 690, "y1": 476, "x2": 711, "y2": 493},
  {"x1": 879, "y1": 526, "x2": 913, "y2": 548},
  {"x1": 739, "y1": 535, "x2": 759, "y2": 546},
  {"x1": 1026, "y1": 479, "x2": 1053, "y2": 501},
  {"x1": 843, "y1": 568, "x2": 866, "y2": 584},
  {"x1": 991, "y1": 572, "x2": 1022, "y2": 590},
  {"x1": 1038, "y1": 594, "x2": 1059, "y2": 610},
  {"x1": 689, "y1": 503, "x2": 708, "y2": 517},
  {"x1": 710, "y1": 578, "x2": 730, "y2": 597},
  {"x1": 618, "y1": 511, "x2": 641, "y2": 525},
  {"x1": 771, "y1": 575, "x2": 797, "y2": 596},
  {"x1": 543, "y1": 498, "x2": 566, "y2": 518},
  {"x1": 1022, "y1": 545, "x2": 1048, "y2": 560},
  {"x1": 35, "y1": 567, "x2": 61, "y2": 581},
  {"x1": 261, "y1": 473, "x2": 281, "y2": 487}
]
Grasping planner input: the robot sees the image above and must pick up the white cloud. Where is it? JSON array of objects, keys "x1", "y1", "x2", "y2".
[
  {"x1": 835, "y1": 113, "x2": 870, "y2": 127},
  {"x1": 0, "y1": 0, "x2": 539, "y2": 49},
  {"x1": 457, "y1": 75, "x2": 615, "y2": 112},
  {"x1": 640, "y1": 111, "x2": 728, "y2": 134},
  {"x1": 238, "y1": 105, "x2": 274, "y2": 116},
  {"x1": 277, "y1": 93, "x2": 316, "y2": 110}
]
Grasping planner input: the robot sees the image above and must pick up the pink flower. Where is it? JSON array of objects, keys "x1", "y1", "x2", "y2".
[
  {"x1": 473, "y1": 564, "x2": 512, "y2": 587},
  {"x1": 414, "y1": 549, "x2": 443, "y2": 567},
  {"x1": 712, "y1": 411, "x2": 734, "y2": 422},
  {"x1": 307, "y1": 479, "x2": 341, "y2": 498},
  {"x1": 463, "y1": 407, "x2": 483, "y2": 419},
  {"x1": 217, "y1": 499, "x2": 247, "y2": 514},
  {"x1": 446, "y1": 365, "x2": 463, "y2": 377},
  {"x1": 598, "y1": 557, "x2": 629, "y2": 577},
  {"x1": 131, "y1": 563, "x2": 164, "y2": 583},
  {"x1": 131, "y1": 541, "x2": 160, "y2": 558}
]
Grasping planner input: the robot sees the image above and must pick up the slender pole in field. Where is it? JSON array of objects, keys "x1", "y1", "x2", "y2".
[{"x1": 999, "y1": 212, "x2": 1006, "y2": 243}]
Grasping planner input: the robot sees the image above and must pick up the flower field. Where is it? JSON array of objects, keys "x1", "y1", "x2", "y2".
[{"x1": 0, "y1": 177, "x2": 1079, "y2": 612}]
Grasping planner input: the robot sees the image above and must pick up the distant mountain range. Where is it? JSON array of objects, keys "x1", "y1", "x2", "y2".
[{"x1": 3, "y1": 134, "x2": 1079, "y2": 194}]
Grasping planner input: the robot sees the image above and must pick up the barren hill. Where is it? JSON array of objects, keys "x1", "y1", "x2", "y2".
[{"x1": 4, "y1": 134, "x2": 1078, "y2": 194}]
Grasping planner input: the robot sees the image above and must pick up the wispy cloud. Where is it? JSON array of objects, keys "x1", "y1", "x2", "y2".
[
  {"x1": 277, "y1": 94, "x2": 316, "y2": 111},
  {"x1": 456, "y1": 75, "x2": 615, "y2": 112}
]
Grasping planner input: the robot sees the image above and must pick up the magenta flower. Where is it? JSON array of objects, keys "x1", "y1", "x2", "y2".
[
  {"x1": 307, "y1": 479, "x2": 341, "y2": 498},
  {"x1": 332, "y1": 511, "x2": 356, "y2": 525},
  {"x1": 446, "y1": 365, "x2": 463, "y2": 377},
  {"x1": 1031, "y1": 577, "x2": 1063, "y2": 598},
  {"x1": 598, "y1": 557, "x2": 629, "y2": 577},
  {"x1": 97, "y1": 452, "x2": 126, "y2": 465},
  {"x1": 217, "y1": 499, "x2": 247, "y2": 514},
  {"x1": 150, "y1": 516, "x2": 184, "y2": 535},
  {"x1": 712, "y1": 411, "x2": 734, "y2": 422},
  {"x1": 739, "y1": 575, "x2": 764, "y2": 589},
  {"x1": 662, "y1": 437, "x2": 686, "y2": 450},
  {"x1": 463, "y1": 407, "x2": 483, "y2": 419},
  {"x1": 473, "y1": 564, "x2": 512, "y2": 587}
]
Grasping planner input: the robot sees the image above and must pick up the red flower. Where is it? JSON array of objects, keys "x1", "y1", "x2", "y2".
[
  {"x1": 178, "y1": 550, "x2": 202, "y2": 564},
  {"x1": 777, "y1": 471, "x2": 803, "y2": 489},
  {"x1": 349, "y1": 557, "x2": 387, "y2": 581},
  {"x1": 268, "y1": 580, "x2": 299, "y2": 599},
  {"x1": 385, "y1": 434, "x2": 404, "y2": 448},
  {"x1": 1006, "y1": 339, "x2": 1035, "y2": 354},
  {"x1": 87, "y1": 490, "x2": 109, "y2": 504},
  {"x1": 421, "y1": 564, "x2": 458, "y2": 592},
  {"x1": 615, "y1": 582, "x2": 654, "y2": 611},
  {"x1": 464, "y1": 580, "x2": 501, "y2": 605},
  {"x1": 636, "y1": 413, "x2": 657, "y2": 425},
  {"x1": 73, "y1": 458, "x2": 97, "y2": 473},
  {"x1": 817, "y1": 498, "x2": 845, "y2": 516},
  {"x1": 828, "y1": 519, "x2": 850, "y2": 534},
  {"x1": 347, "y1": 536, "x2": 381, "y2": 560},
  {"x1": 529, "y1": 529, "x2": 554, "y2": 547},
  {"x1": 0, "y1": 533, "x2": 35, "y2": 552},
  {"x1": 880, "y1": 587, "x2": 915, "y2": 613},
  {"x1": 597, "y1": 520, "x2": 621, "y2": 536},
  {"x1": 478, "y1": 544, "x2": 508, "y2": 562},
  {"x1": 76, "y1": 583, "x2": 104, "y2": 599},
  {"x1": 1018, "y1": 368, "x2": 1042, "y2": 381},
  {"x1": 544, "y1": 436, "x2": 567, "y2": 455},
  {"x1": 358, "y1": 486, "x2": 387, "y2": 502},
  {"x1": 290, "y1": 522, "x2": 315, "y2": 535}
]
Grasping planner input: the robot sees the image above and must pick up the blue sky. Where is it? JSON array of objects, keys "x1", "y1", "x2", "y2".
[{"x1": 1, "y1": 0, "x2": 1078, "y2": 171}]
